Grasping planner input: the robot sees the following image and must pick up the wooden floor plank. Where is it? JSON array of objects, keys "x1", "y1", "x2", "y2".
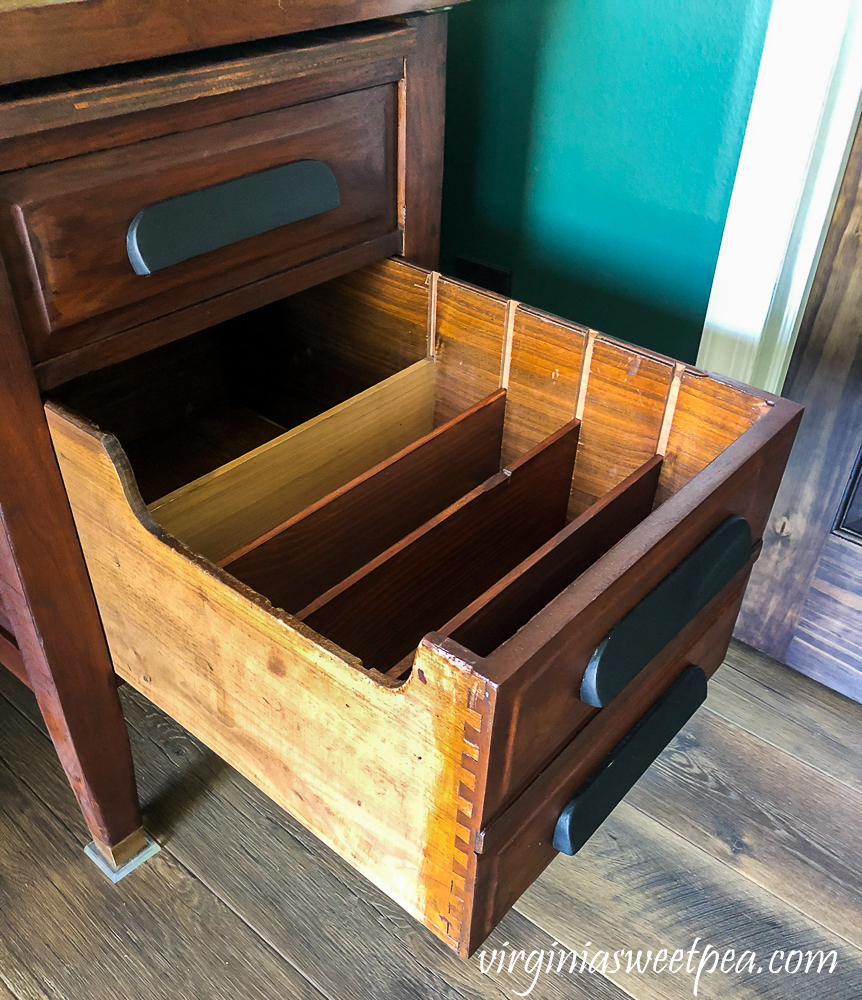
[
  {"x1": 0, "y1": 672, "x2": 628, "y2": 1000},
  {"x1": 516, "y1": 801, "x2": 862, "y2": 1000},
  {"x1": 710, "y1": 640, "x2": 862, "y2": 793},
  {"x1": 0, "y1": 706, "x2": 323, "y2": 1000},
  {"x1": 2, "y1": 640, "x2": 860, "y2": 1000},
  {"x1": 625, "y1": 706, "x2": 862, "y2": 949}
]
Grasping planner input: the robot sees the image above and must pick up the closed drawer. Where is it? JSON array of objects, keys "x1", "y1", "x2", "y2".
[
  {"x1": 45, "y1": 258, "x2": 801, "y2": 956},
  {"x1": 0, "y1": 86, "x2": 398, "y2": 363}
]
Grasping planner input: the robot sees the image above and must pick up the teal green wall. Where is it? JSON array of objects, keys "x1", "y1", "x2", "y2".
[{"x1": 441, "y1": 0, "x2": 772, "y2": 362}]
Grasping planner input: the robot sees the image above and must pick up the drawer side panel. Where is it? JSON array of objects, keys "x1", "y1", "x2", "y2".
[{"x1": 45, "y1": 401, "x2": 494, "y2": 955}]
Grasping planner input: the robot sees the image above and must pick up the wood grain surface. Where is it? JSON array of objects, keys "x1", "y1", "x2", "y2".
[
  {"x1": 3, "y1": 639, "x2": 858, "y2": 999},
  {"x1": 148, "y1": 360, "x2": 435, "y2": 562},
  {"x1": 41, "y1": 258, "x2": 799, "y2": 954},
  {"x1": 736, "y1": 115, "x2": 862, "y2": 704},
  {"x1": 0, "y1": 0, "x2": 463, "y2": 86},
  {"x1": 445, "y1": 456, "x2": 663, "y2": 657},
  {"x1": 46, "y1": 398, "x2": 496, "y2": 955},
  {"x1": 0, "y1": 86, "x2": 399, "y2": 362},
  {"x1": 710, "y1": 640, "x2": 862, "y2": 794},
  {"x1": 0, "y1": 261, "x2": 142, "y2": 850},
  {"x1": 300, "y1": 419, "x2": 580, "y2": 670},
  {"x1": 223, "y1": 391, "x2": 506, "y2": 613}
]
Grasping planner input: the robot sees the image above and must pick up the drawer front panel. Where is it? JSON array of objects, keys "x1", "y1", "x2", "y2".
[
  {"x1": 470, "y1": 583, "x2": 748, "y2": 952},
  {"x1": 0, "y1": 86, "x2": 398, "y2": 362},
  {"x1": 553, "y1": 665, "x2": 708, "y2": 855}
]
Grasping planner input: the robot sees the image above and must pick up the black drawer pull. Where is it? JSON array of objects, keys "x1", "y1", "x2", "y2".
[
  {"x1": 554, "y1": 664, "x2": 707, "y2": 856},
  {"x1": 580, "y1": 514, "x2": 751, "y2": 708},
  {"x1": 127, "y1": 159, "x2": 340, "y2": 275}
]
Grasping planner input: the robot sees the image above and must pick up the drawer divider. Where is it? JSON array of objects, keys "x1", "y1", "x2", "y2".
[
  {"x1": 147, "y1": 359, "x2": 435, "y2": 562},
  {"x1": 443, "y1": 455, "x2": 663, "y2": 657},
  {"x1": 298, "y1": 418, "x2": 581, "y2": 672},
  {"x1": 220, "y1": 389, "x2": 507, "y2": 613}
]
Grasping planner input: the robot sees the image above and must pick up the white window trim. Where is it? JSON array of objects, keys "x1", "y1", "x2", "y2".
[{"x1": 697, "y1": 0, "x2": 862, "y2": 394}]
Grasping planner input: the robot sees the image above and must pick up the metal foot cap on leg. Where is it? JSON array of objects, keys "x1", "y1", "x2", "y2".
[{"x1": 85, "y1": 828, "x2": 160, "y2": 883}]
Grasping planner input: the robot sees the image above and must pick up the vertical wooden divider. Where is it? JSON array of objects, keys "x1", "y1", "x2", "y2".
[
  {"x1": 299, "y1": 418, "x2": 581, "y2": 671},
  {"x1": 221, "y1": 390, "x2": 507, "y2": 613},
  {"x1": 442, "y1": 456, "x2": 664, "y2": 657}
]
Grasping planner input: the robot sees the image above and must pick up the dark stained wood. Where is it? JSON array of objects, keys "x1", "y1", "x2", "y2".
[
  {"x1": 0, "y1": 24, "x2": 414, "y2": 152},
  {"x1": 0, "y1": 600, "x2": 13, "y2": 635},
  {"x1": 787, "y1": 534, "x2": 862, "y2": 700},
  {"x1": 223, "y1": 391, "x2": 507, "y2": 612},
  {"x1": 0, "y1": 696, "x2": 326, "y2": 1000},
  {"x1": 446, "y1": 456, "x2": 663, "y2": 657},
  {"x1": 470, "y1": 573, "x2": 752, "y2": 951},
  {"x1": 1, "y1": 86, "x2": 399, "y2": 364},
  {"x1": 400, "y1": 13, "x2": 448, "y2": 268},
  {"x1": 301, "y1": 420, "x2": 581, "y2": 671},
  {"x1": 50, "y1": 328, "x2": 233, "y2": 446},
  {"x1": 2, "y1": 59, "x2": 407, "y2": 177},
  {"x1": 35, "y1": 232, "x2": 403, "y2": 390},
  {"x1": 625, "y1": 706, "x2": 862, "y2": 949},
  {"x1": 737, "y1": 115, "x2": 862, "y2": 704},
  {"x1": 271, "y1": 259, "x2": 430, "y2": 393},
  {"x1": 711, "y1": 639, "x2": 862, "y2": 794},
  {"x1": 464, "y1": 401, "x2": 799, "y2": 837},
  {"x1": 0, "y1": 623, "x2": 28, "y2": 690},
  {"x1": 0, "y1": 261, "x2": 142, "y2": 850},
  {"x1": 127, "y1": 407, "x2": 287, "y2": 505},
  {"x1": 482, "y1": 399, "x2": 800, "y2": 694},
  {"x1": 0, "y1": 1, "x2": 465, "y2": 87}
]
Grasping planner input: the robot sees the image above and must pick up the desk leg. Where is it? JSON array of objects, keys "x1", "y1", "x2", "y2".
[
  {"x1": 0, "y1": 264, "x2": 147, "y2": 871},
  {"x1": 401, "y1": 11, "x2": 447, "y2": 270}
]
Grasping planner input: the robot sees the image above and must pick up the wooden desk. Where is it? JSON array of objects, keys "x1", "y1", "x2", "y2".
[{"x1": 0, "y1": 12, "x2": 448, "y2": 871}]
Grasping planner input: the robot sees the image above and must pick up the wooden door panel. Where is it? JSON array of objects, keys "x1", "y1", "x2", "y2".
[{"x1": 736, "y1": 115, "x2": 862, "y2": 703}]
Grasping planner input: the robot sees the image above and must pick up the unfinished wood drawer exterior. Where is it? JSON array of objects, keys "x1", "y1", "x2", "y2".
[{"x1": 45, "y1": 258, "x2": 801, "y2": 956}]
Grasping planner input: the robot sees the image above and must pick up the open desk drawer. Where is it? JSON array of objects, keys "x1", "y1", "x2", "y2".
[{"x1": 44, "y1": 259, "x2": 801, "y2": 957}]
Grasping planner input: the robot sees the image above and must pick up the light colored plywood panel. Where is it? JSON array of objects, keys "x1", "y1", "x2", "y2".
[
  {"x1": 148, "y1": 359, "x2": 435, "y2": 563},
  {"x1": 501, "y1": 306, "x2": 586, "y2": 467},
  {"x1": 433, "y1": 278, "x2": 508, "y2": 424},
  {"x1": 45, "y1": 400, "x2": 495, "y2": 956},
  {"x1": 570, "y1": 338, "x2": 673, "y2": 516},
  {"x1": 657, "y1": 372, "x2": 769, "y2": 505}
]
